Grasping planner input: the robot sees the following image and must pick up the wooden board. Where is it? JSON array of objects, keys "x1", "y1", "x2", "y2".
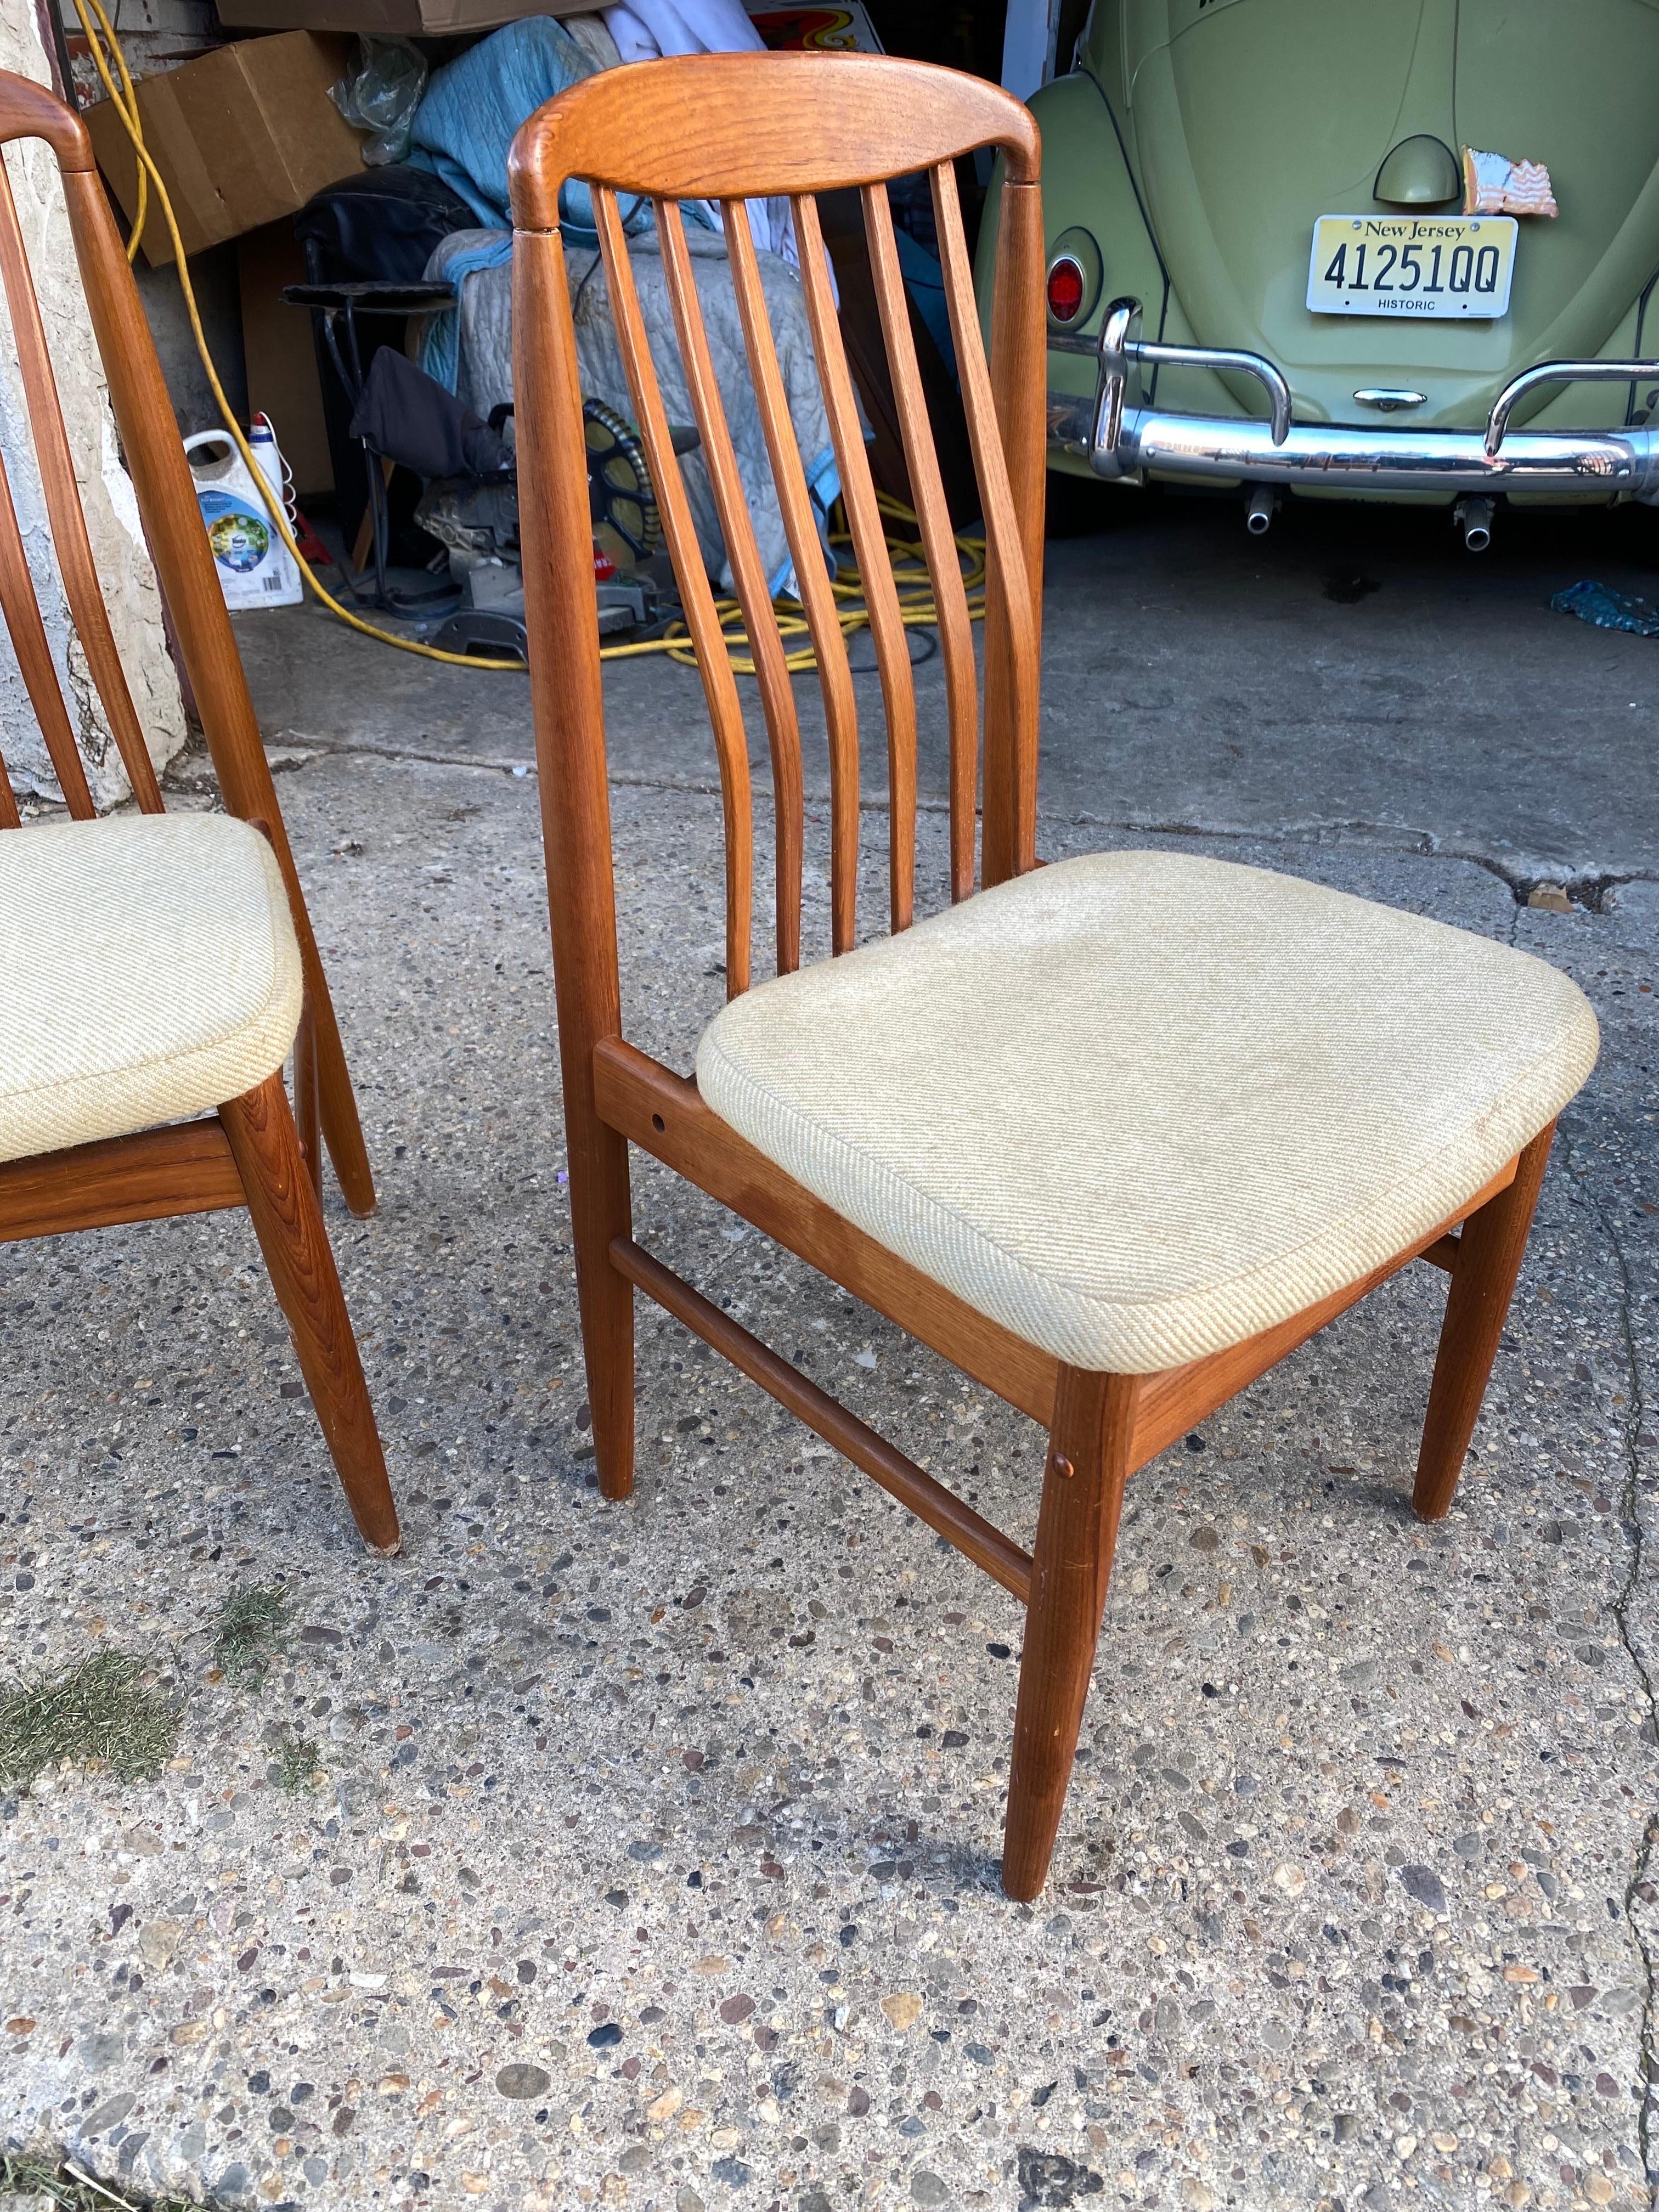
[{"x1": 238, "y1": 221, "x2": 332, "y2": 498}]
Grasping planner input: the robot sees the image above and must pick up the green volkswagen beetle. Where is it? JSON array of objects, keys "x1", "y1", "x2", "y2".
[{"x1": 976, "y1": 0, "x2": 1659, "y2": 546}]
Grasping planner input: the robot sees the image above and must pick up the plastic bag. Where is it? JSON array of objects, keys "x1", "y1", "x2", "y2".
[{"x1": 330, "y1": 36, "x2": 428, "y2": 167}]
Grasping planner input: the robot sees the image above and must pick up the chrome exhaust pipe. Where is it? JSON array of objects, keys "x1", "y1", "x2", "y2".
[
  {"x1": 1244, "y1": 485, "x2": 1275, "y2": 535},
  {"x1": 1457, "y1": 494, "x2": 1494, "y2": 552}
]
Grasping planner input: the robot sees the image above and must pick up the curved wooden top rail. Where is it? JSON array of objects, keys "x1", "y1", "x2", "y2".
[
  {"x1": 0, "y1": 70, "x2": 94, "y2": 166},
  {"x1": 508, "y1": 51, "x2": 1040, "y2": 227}
]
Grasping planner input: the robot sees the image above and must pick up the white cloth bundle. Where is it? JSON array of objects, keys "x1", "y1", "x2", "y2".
[{"x1": 602, "y1": 0, "x2": 799, "y2": 268}]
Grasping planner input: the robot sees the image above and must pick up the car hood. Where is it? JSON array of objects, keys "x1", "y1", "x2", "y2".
[{"x1": 1115, "y1": 0, "x2": 1659, "y2": 426}]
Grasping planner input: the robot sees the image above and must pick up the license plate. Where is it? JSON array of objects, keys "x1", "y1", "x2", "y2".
[{"x1": 1305, "y1": 215, "x2": 1517, "y2": 318}]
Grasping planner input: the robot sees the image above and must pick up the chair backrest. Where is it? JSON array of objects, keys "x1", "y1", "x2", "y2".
[
  {"x1": 508, "y1": 52, "x2": 1046, "y2": 1015},
  {"x1": 0, "y1": 71, "x2": 295, "y2": 848}
]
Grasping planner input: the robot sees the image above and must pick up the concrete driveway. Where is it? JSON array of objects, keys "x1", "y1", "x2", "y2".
[
  {"x1": 234, "y1": 490, "x2": 1659, "y2": 891},
  {"x1": 1, "y1": 492, "x2": 1654, "y2": 2212}
]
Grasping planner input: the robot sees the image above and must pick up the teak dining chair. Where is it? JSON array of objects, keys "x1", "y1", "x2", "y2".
[
  {"x1": 0, "y1": 72, "x2": 398, "y2": 1555},
  {"x1": 509, "y1": 53, "x2": 1599, "y2": 1897}
]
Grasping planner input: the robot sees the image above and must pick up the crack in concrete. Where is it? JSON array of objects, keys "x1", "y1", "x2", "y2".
[
  {"x1": 247, "y1": 740, "x2": 1659, "y2": 909},
  {"x1": 1564, "y1": 1131, "x2": 1659, "y2": 2185},
  {"x1": 1066, "y1": 811, "x2": 1659, "y2": 910},
  {"x1": 268, "y1": 735, "x2": 538, "y2": 780}
]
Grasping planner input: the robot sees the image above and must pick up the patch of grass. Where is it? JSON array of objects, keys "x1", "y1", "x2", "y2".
[
  {"x1": 272, "y1": 1732, "x2": 323, "y2": 1794},
  {"x1": 0, "y1": 2147, "x2": 205, "y2": 2209},
  {"x1": 0, "y1": 1652, "x2": 176, "y2": 1792},
  {"x1": 211, "y1": 1583, "x2": 290, "y2": 1688}
]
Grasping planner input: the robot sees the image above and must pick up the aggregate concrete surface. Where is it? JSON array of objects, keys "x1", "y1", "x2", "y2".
[{"x1": 2, "y1": 497, "x2": 1656, "y2": 2212}]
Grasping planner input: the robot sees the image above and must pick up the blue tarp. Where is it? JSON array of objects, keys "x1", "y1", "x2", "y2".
[
  {"x1": 408, "y1": 18, "x2": 664, "y2": 247},
  {"x1": 1552, "y1": 578, "x2": 1659, "y2": 638}
]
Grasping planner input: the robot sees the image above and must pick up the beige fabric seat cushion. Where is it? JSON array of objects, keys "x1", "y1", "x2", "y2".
[
  {"x1": 696, "y1": 852, "x2": 1600, "y2": 1374},
  {"x1": 0, "y1": 813, "x2": 303, "y2": 1166}
]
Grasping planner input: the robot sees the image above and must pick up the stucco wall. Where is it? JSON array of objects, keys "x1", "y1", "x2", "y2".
[{"x1": 0, "y1": 3, "x2": 187, "y2": 810}]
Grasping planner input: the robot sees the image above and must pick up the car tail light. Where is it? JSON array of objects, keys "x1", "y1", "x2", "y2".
[{"x1": 1046, "y1": 255, "x2": 1086, "y2": 324}]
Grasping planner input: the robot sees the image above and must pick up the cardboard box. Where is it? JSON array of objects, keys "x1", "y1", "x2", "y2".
[
  {"x1": 84, "y1": 32, "x2": 366, "y2": 267},
  {"x1": 215, "y1": 0, "x2": 600, "y2": 35}
]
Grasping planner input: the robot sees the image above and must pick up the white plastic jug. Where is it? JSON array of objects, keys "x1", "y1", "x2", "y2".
[{"x1": 184, "y1": 415, "x2": 303, "y2": 611}]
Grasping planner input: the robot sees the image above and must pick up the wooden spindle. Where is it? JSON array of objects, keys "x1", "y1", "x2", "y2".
[
  {"x1": 862, "y1": 179, "x2": 979, "y2": 904},
  {"x1": 656, "y1": 198, "x2": 802, "y2": 978},
  {"x1": 984, "y1": 163, "x2": 1046, "y2": 882},
  {"x1": 0, "y1": 732, "x2": 19, "y2": 826},
  {"x1": 931, "y1": 161, "x2": 1039, "y2": 886},
  {"x1": 0, "y1": 157, "x2": 161, "y2": 812},
  {"x1": 593, "y1": 187, "x2": 753, "y2": 997},
  {"x1": 793, "y1": 191, "x2": 918, "y2": 939},
  {"x1": 721, "y1": 198, "x2": 861, "y2": 977},
  {"x1": 0, "y1": 439, "x2": 94, "y2": 817}
]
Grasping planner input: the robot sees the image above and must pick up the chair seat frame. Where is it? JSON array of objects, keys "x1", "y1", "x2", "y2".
[
  {"x1": 594, "y1": 1045, "x2": 1547, "y2": 1898},
  {"x1": 508, "y1": 52, "x2": 1554, "y2": 1899}
]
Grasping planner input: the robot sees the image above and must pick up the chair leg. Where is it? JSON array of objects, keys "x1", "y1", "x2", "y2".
[
  {"x1": 310, "y1": 974, "x2": 377, "y2": 1221},
  {"x1": 240, "y1": 817, "x2": 374, "y2": 1217},
  {"x1": 1413, "y1": 1124, "x2": 1556, "y2": 1522},
  {"x1": 294, "y1": 998, "x2": 322, "y2": 1203},
  {"x1": 218, "y1": 1073, "x2": 400, "y2": 1555},
  {"x1": 571, "y1": 1121, "x2": 636, "y2": 1502},
  {"x1": 1002, "y1": 1367, "x2": 1140, "y2": 1902}
]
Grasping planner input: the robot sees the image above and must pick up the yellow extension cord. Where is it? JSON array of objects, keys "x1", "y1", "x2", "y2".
[{"x1": 70, "y1": 0, "x2": 988, "y2": 680}]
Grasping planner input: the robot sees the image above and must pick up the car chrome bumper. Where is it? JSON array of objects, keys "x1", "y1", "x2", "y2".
[{"x1": 1048, "y1": 297, "x2": 1659, "y2": 499}]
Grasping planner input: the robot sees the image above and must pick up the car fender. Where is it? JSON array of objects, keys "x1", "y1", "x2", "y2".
[{"x1": 974, "y1": 71, "x2": 1172, "y2": 479}]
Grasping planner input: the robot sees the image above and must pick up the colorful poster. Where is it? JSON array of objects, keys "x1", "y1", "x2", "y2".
[{"x1": 744, "y1": 5, "x2": 884, "y2": 52}]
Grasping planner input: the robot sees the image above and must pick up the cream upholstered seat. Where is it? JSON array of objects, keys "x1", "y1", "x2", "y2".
[
  {"x1": 0, "y1": 812, "x2": 303, "y2": 1167},
  {"x1": 696, "y1": 852, "x2": 1600, "y2": 1374}
]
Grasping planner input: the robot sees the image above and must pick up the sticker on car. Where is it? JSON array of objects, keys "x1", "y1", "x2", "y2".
[{"x1": 1306, "y1": 215, "x2": 1517, "y2": 319}]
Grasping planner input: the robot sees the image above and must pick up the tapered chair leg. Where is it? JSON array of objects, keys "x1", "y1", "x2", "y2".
[
  {"x1": 1413, "y1": 1124, "x2": 1556, "y2": 1522},
  {"x1": 1002, "y1": 1367, "x2": 1140, "y2": 1901},
  {"x1": 571, "y1": 1119, "x2": 636, "y2": 1501},
  {"x1": 300, "y1": 944, "x2": 377, "y2": 1220},
  {"x1": 218, "y1": 1073, "x2": 400, "y2": 1555},
  {"x1": 242, "y1": 817, "x2": 373, "y2": 1218},
  {"x1": 294, "y1": 998, "x2": 321, "y2": 1203}
]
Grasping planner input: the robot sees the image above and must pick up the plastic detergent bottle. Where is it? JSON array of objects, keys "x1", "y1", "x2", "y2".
[{"x1": 184, "y1": 415, "x2": 303, "y2": 611}]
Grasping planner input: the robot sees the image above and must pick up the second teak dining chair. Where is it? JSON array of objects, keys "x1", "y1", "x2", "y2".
[
  {"x1": 508, "y1": 53, "x2": 1598, "y2": 1898},
  {"x1": 0, "y1": 74, "x2": 397, "y2": 1556}
]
